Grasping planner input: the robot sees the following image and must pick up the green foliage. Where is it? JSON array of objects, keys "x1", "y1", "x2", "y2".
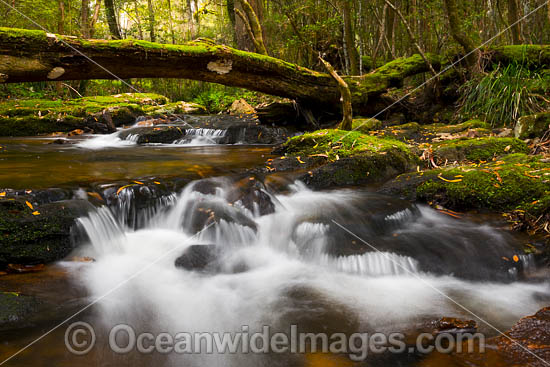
[{"x1": 457, "y1": 63, "x2": 549, "y2": 127}]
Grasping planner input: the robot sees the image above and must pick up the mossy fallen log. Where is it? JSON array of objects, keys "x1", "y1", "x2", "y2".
[{"x1": 0, "y1": 27, "x2": 441, "y2": 111}]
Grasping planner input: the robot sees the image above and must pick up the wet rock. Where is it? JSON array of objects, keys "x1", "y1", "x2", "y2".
[
  {"x1": 0, "y1": 198, "x2": 90, "y2": 268},
  {"x1": 227, "y1": 178, "x2": 276, "y2": 216},
  {"x1": 183, "y1": 199, "x2": 257, "y2": 234},
  {"x1": 119, "y1": 126, "x2": 186, "y2": 144},
  {"x1": 514, "y1": 112, "x2": 550, "y2": 139},
  {"x1": 175, "y1": 245, "x2": 217, "y2": 271}
]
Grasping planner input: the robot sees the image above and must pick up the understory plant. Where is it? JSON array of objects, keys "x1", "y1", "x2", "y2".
[{"x1": 457, "y1": 63, "x2": 549, "y2": 127}]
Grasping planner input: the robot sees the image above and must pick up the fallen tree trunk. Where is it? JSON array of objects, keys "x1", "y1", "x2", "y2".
[
  {"x1": 0, "y1": 27, "x2": 439, "y2": 111},
  {"x1": 1, "y1": 28, "x2": 547, "y2": 113}
]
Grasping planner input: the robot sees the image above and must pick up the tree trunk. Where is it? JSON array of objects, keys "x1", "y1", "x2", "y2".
[
  {"x1": 89, "y1": 2, "x2": 101, "y2": 38},
  {"x1": 167, "y1": 0, "x2": 176, "y2": 44},
  {"x1": 234, "y1": 0, "x2": 267, "y2": 55},
  {"x1": 104, "y1": 0, "x2": 122, "y2": 39},
  {"x1": 147, "y1": 0, "x2": 156, "y2": 43},
  {"x1": 342, "y1": 0, "x2": 359, "y2": 75},
  {"x1": 81, "y1": 0, "x2": 91, "y2": 38},
  {"x1": 507, "y1": 0, "x2": 522, "y2": 44},
  {"x1": 443, "y1": 0, "x2": 479, "y2": 68},
  {"x1": 134, "y1": 0, "x2": 144, "y2": 40},
  {"x1": 0, "y1": 28, "x2": 446, "y2": 112},
  {"x1": 320, "y1": 57, "x2": 353, "y2": 130}
]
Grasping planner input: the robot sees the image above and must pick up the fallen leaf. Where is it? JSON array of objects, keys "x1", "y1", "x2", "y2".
[
  {"x1": 504, "y1": 145, "x2": 512, "y2": 152},
  {"x1": 0, "y1": 192, "x2": 5, "y2": 197},
  {"x1": 154, "y1": 181, "x2": 161, "y2": 185},
  {"x1": 116, "y1": 184, "x2": 134, "y2": 195},
  {"x1": 296, "y1": 156, "x2": 305, "y2": 164},
  {"x1": 32, "y1": 211, "x2": 40, "y2": 216},
  {"x1": 513, "y1": 255, "x2": 520, "y2": 262},
  {"x1": 133, "y1": 180, "x2": 144, "y2": 185},
  {"x1": 437, "y1": 173, "x2": 463, "y2": 183},
  {"x1": 25, "y1": 201, "x2": 34, "y2": 210}
]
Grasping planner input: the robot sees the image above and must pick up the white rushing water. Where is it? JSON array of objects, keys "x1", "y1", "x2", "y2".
[
  {"x1": 74, "y1": 179, "x2": 550, "y2": 366},
  {"x1": 76, "y1": 125, "x2": 229, "y2": 150}
]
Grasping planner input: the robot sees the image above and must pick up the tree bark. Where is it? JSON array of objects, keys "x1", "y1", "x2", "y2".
[
  {"x1": 104, "y1": 0, "x2": 122, "y2": 39},
  {"x1": 342, "y1": 0, "x2": 359, "y2": 75},
  {"x1": 443, "y1": 0, "x2": 479, "y2": 68},
  {"x1": 147, "y1": 0, "x2": 156, "y2": 43},
  {"x1": 81, "y1": 0, "x2": 91, "y2": 38},
  {"x1": 0, "y1": 28, "x2": 446, "y2": 111},
  {"x1": 320, "y1": 57, "x2": 353, "y2": 130},
  {"x1": 507, "y1": 0, "x2": 522, "y2": 44}
]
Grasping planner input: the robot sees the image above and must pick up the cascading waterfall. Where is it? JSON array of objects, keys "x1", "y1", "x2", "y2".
[{"x1": 73, "y1": 178, "x2": 550, "y2": 366}]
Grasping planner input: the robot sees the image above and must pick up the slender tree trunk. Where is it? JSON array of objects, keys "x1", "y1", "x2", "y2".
[
  {"x1": 104, "y1": 0, "x2": 122, "y2": 39},
  {"x1": 147, "y1": 0, "x2": 156, "y2": 42},
  {"x1": 186, "y1": 0, "x2": 195, "y2": 40},
  {"x1": 384, "y1": 0, "x2": 437, "y2": 76},
  {"x1": 89, "y1": 2, "x2": 101, "y2": 38},
  {"x1": 81, "y1": 0, "x2": 90, "y2": 38},
  {"x1": 58, "y1": 1, "x2": 65, "y2": 34},
  {"x1": 342, "y1": 0, "x2": 359, "y2": 75},
  {"x1": 443, "y1": 0, "x2": 479, "y2": 68},
  {"x1": 134, "y1": 0, "x2": 144, "y2": 40},
  {"x1": 507, "y1": 0, "x2": 522, "y2": 44},
  {"x1": 319, "y1": 57, "x2": 353, "y2": 130},
  {"x1": 167, "y1": 0, "x2": 176, "y2": 44}
]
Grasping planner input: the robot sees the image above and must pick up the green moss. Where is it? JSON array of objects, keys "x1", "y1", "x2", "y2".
[
  {"x1": 352, "y1": 118, "x2": 382, "y2": 133},
  {"x1": 282, "y1": 129, "x2": 414, "y2": 160},
  {"x1": 414, "y1": 153, "x2": 549, "y2": 212},
  {"x1": 0, "y1": 27, "x2": 48, "y2": 43},
  {"x1": 432, "y1": 137, "x2": 528, "y2": 163},
  {"x1": 374, "y1": 53, "x2": 440, "y2": 82},
  {"x1": 424, "y1": 119, "x2": 491, "y2": 134},
  {"x1": 0, "y1": 93, "x2": 172, "y2": 136}
]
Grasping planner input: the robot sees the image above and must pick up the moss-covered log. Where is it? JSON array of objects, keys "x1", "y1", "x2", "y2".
[{"x1": 0, "y1": 27, "x2": 441, "y2": 110}]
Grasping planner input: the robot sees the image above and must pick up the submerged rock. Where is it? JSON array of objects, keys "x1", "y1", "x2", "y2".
[
  {"x1": 0, "y1": 292, "x2": 41, "y2": 331},
  {"x1": 421, "y1": 307, "x2": 550, "y2": 366}
]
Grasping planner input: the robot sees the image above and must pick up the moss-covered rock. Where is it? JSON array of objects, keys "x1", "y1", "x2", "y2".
[
  {"x1": 381, "y1": 153, "x2": 550, "y2": 216},
  {"x1": 424, "y1": 119, "x2": 491, "y2": 134},
  {"x1": 430, "y1": 137, "x2": 529, "y2": 163},
  {"x1": 514, "y1": 112, "x2": 550, "y2": 139},
  {"x1": 351, "y1": 118, "x2": 382, "y2": 133},
  {"x1": 0, "y1": 197, "x2": 89, "y2": 268},
  {"x1": 269, "y1": 129, "x2": 417, "y2": 189},
  {"x1": 0, "y1": 93, "x2": 206, "y2": 136}
]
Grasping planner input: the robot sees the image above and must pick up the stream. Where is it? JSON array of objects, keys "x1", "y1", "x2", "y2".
[{"x1": 1, "y1": 121, "x2": 549, "y2": 366}]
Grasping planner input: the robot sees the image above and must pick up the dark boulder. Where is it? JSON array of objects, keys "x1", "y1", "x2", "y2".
[
  {"x1": 0, "y1": 197, "x2": 90, "y2": 268},
  {"x1": 175, "y1": 244, "x2": 217, "y2": 271}
]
